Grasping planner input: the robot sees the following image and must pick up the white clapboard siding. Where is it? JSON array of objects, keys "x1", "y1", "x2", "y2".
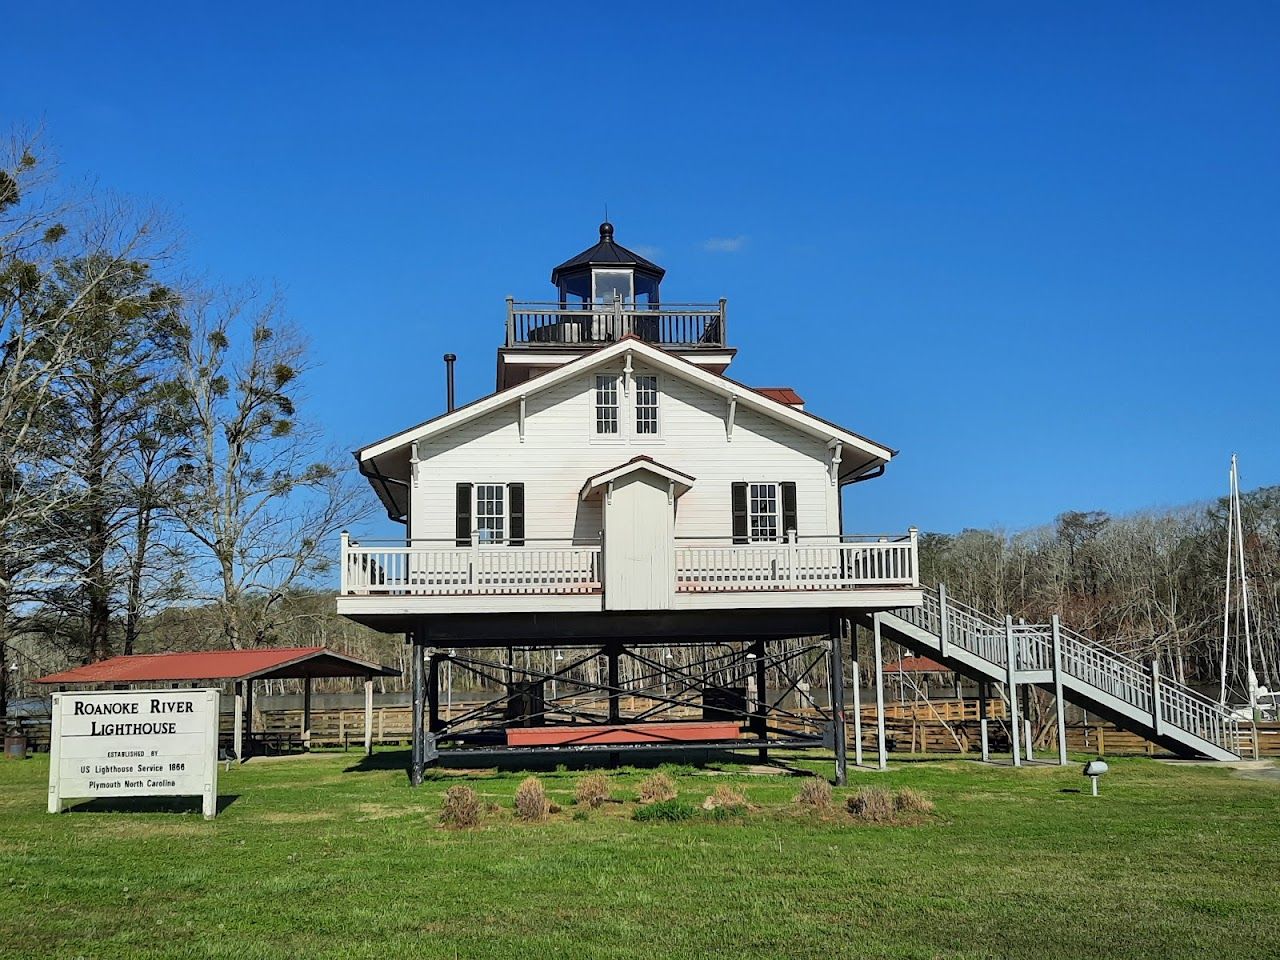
[{"x1": 409, "y1": 361, "x2": 840, "y2": 543}]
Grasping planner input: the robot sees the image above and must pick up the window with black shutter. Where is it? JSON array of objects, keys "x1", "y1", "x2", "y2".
[
  {"x1": 455, "y1": 483, "x2": 472, "y2": 546},
  {"x1": 731, "y1": 482, "x2": 748, "y2": 544},
  {"x1": 781, "y1": 482, "x2": 798, "y2": 540},
  {"x1": 508, "y1": 483, "x2": 525, "y2": 546}
]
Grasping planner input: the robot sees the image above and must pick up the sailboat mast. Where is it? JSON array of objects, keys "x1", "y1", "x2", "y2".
[
  {"x1": 1230, "y1": 455, "x2": 1259, "y2": 718},
  {"x1": 1220, "y1": 456, "x2": 1235, "y2": 705}
]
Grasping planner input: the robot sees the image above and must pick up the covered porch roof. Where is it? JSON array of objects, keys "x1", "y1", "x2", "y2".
[{"x1": 579, "y1": 455, "x2": 695, "y2": 500}]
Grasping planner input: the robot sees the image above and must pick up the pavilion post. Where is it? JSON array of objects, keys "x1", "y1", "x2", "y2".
[
  {"x1": 364, "y1": 678, "x2": 374, "y2": 756},
  {"x1": 244, "y1": 680, "x2": 254, "y2": 761},
  {"x1": 873, "y1": 612, "x2": 887, "y2": 771},
  {"x1": 302, "y1": 677, "x2": 312, "y2": 751},
  {"x1": 233, "y1": 681, "x2": 244, "y2": 763}
]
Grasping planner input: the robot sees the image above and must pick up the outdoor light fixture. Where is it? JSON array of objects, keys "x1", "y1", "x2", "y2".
[{"x1": 1083, "y1": 759, "x2": 1109, "y2": 796}]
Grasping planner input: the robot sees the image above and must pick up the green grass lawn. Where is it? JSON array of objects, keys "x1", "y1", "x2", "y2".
[{"x1": 2, "y1": 749, "x2": 1278, "y2": 960}]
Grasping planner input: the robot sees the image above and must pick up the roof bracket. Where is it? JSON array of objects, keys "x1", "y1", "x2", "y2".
[
  {"x1": 410, "y1": 441, "x2": 420, "y2": 488},
  {"x1": 518, "y1": 395, "x2": 527, "y2": 443},
  {"x1": 829, "y1": 440, "x2": 842, "y2": 486},
  {"x1": 623, "y1": 350, "x2": 633, "y2": 395},
  {"x1": 725, "y1": 395, "x2": 737, "y2": 441}
]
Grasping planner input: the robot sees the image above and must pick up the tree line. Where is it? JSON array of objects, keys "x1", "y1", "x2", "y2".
[
  {"x1": 918, "y1": 490, "x2": 1280, "y2": 698},
  {"x1": 1, "y1": 132, "x2": 368, "y2": 714}
]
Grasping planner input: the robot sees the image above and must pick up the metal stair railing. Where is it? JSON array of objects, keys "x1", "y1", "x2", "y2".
[{"x1": 892, "y1": 586, "x2": 1239, "y2": 757}]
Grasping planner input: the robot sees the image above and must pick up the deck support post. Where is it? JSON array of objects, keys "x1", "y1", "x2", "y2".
[
  {"x1": 873, "y1": 612, "x2": 887, "y2": 771},
  {"x1": 1051, "y1": 615, "x2": 1068, "y2": 765},
  {"x1": 850, "y1": 624, "x2": 864, "y2": 768},
  {"x1": 233, "y1": 681, "x2": 244, "y2": 764},
  {"x1": 829, "y1": 617, "x2": 847, "y2": 785},
  {"x1": 302, "y1": 677, "x2": 312, "y2": 751},
  {"x1": 607, "y1": 642, "x2": 621, "y2": 724},
  {"x1": 427, "y1": 651, "x2": 441, "y2": 732},
  {"x1": 752, "y1": 639, "x2": 769, "y2": 761},
  {"x1": 980, "y1": 718, "x2": 990, "y2": 762},
  {"x1": 410, "y1": 636, "x2": 424, "y2": 787},
  {"x1": 1005, "y1": 615, "x2": 1022, "y2": 767},
  {"x1": 363, "y1": 678, "x2": 374, "y2": 756}
]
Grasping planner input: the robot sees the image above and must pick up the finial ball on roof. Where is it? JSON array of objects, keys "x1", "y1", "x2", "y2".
[{"x1": 599, "y1": 221, "x2": 614, "y2": 241}]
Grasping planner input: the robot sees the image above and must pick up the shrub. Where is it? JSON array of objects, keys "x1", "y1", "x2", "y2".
[
  {"x1": 794, "y1": 778, "x2": 833, "y2": 809},
  {"x1": 633, "y1": 799, "x2": 695, "y2": 822},
  {"x1": 893, "y1": 787, "x2": 935, "y2": 815},
  {"x1": 702, "y1": 784, "x2": 749, "y2": 812},
  {"x1": 440, "y1": 785, "x2": 483, "y2": 828},
  {"x1": 846, "y1": 787, "x2": 895, "y2": 823},
  {"x1": 514, "y1": 776, "x2": 550, "y2": 822},
  {"x1": 575, "y1": 773, "x2": 612, "y2": 809},
  {"x1": 637, "y1": 772, "x2": 678, "y2": 804}
]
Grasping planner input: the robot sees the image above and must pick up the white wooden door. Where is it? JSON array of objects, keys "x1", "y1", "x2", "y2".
[{"x1": 603, "y1": 472, "x2": 674, "y2": 610}]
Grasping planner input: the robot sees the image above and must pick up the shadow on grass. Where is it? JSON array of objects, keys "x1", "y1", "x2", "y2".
[
  {"x1": 62, "y1": 794, "x2": 239, "y2": 814},
  {"x1": 342, "y1": 746, "x2": 816, "y2": 779}
]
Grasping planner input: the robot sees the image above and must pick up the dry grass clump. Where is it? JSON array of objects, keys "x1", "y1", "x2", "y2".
[
  {"x1": 702, "y1": 784, "x2": 750, "y2": 812},
  {"x1": 514, "y1": 776, "x2": 551, "y2": 822},
  {"x1": 845, "y1": 786, "x2": 895, "y2": 822},
  {"x1": 439, "y1": 785, "x2": 483, "y2": 828},
  {"x1": 575, "y1": 773, "x2": 612, "y2": 809},
  {"x1": 794, "y1": 778, "x2": 833, "y2": 809},
  {"x1": 893, "y1": 787, "x2": 935, "y2": 815},
  {"x1": 637, "y1": 772, "x2": 678, "y2": 804}
]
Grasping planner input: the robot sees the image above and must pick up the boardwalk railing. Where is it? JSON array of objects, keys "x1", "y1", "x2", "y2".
[
  {"x1": 897, "y1": 585, "x2": 1240, "y2": 757},
  {"x1": 341, "y1": 531, "x2": 919, "y2": 598},
  {"x1": 506, "y1": 299, "x2": 726, "y2": 348}
]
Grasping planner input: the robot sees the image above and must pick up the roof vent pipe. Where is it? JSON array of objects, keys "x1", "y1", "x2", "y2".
[{"x1": 443, "y1": 353, "x2": 456, "y2": 412}]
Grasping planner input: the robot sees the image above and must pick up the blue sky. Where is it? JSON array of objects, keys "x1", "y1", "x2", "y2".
[{"x1": 5, "y1": 2, "x2": 1278, "y2": 537}]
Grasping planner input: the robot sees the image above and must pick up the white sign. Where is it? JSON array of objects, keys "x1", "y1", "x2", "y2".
[{"x1": 48, "y1": 688, "x2": 220, "y2": 819}]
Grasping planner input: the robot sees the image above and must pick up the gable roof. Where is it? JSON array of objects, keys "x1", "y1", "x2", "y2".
[
  {"x1": 358, "y1": 338, "x2": 895, "y2": 475},
  {"x1": 35, "y1": 647, "x2": 400, "y2": 685}
]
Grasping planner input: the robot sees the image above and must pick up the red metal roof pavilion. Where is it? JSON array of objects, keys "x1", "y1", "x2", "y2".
[{"x1": 34, "y1": 646, "x2": 398, "y2": 686}]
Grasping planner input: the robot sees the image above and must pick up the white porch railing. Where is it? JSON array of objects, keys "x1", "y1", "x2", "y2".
[
  {"x1": 341, "y1": 530, "x2": 919, "y2": 598},
  {"x1": 341, "y1": 537, "x2": 602, "y2": 596},
  {"x1": 673, "y1": 533, "x2": 918, "y2": 593}
]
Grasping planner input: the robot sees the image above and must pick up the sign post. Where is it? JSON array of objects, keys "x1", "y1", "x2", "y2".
[{"x1": 48, "y1": 688, "x2": 220, "y2": 819}]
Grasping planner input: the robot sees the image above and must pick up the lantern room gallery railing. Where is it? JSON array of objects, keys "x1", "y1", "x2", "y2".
[
  {"x1": 340, "y1": 532, "x2": 918, "y2": 598},
  {"x1": 505, "y1": 299, "x2": 727, "y2": 348}
]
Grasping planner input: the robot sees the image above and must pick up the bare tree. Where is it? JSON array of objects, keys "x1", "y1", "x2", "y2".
[{"x1": 171, "y1": 289, "x2": 368, "y2": 648}]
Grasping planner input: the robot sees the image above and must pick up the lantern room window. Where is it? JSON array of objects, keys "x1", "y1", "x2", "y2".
[{"x1": 592, "y1": 269, "x2": 633, "y2": 306}]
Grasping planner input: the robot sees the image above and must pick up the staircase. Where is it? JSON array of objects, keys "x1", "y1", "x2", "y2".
[{"x1": 859, "y1": 586, "x2": 1241, "y2": 761}]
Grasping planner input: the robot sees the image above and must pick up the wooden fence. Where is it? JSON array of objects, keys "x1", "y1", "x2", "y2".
[{"x1": 9, "y1": 703, "x2": 1280, "y2": 759}]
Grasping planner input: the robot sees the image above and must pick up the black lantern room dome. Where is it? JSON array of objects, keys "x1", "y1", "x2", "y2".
[{"x1": 550, "y1": 222, "x2": 665, "y2": 307}]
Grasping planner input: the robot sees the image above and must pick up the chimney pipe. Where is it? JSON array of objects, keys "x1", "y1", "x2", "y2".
[{"x1": 443, "y1": 353, "x2": 456, "y2": 412}]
